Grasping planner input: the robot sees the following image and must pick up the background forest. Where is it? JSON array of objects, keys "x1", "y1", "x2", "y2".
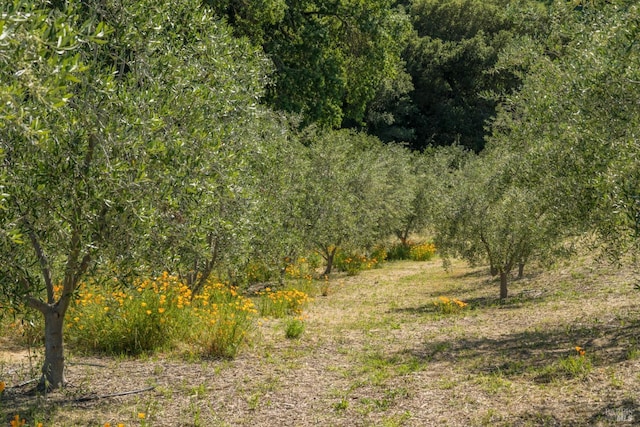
[{"x1": 0, "y1": 0, "x2": 639, "y2": 398}]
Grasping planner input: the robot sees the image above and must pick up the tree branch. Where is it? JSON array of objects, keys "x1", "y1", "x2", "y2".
[
  {"x1": 61, "y1": 228, "x2": 85, "y2": 311},
  {"x1": 192, "y1": 234, "x2": 219, "y2": 295},
  {"x1": 25, "y1": 295, "x2": 49, "y2": 313},
  {"x1": 24, "y1": 221, "x2": 54, "y2": 304},
  {"x1": 82, "y1": 134, "x2": 97, "y2": 176}
]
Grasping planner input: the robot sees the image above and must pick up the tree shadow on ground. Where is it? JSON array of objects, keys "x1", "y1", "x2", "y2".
[
  {"x1": 390, "y1": 288, "x2": 553, "y2": 316},
  {"x1": 398, "y1": 311, "x2": 640, "y2": 375},
  {"x1": 389, "y1": 308, "x2": 640, "y2": 425},
  {"x1": 454, "y1": 267, "x2": 490, "y2": 279}
]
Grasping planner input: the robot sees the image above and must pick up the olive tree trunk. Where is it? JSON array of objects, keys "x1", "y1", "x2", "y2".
[
  {"x1": 41, "y1": 305, "x2": 67, "y2": 390},
  {"x1": 27, "y1": 295, "x2": 71, "y2": 391},
  {"x1": 322, "y1": 246, "x2": 338, "y2": 276},
  {"x1": 26, "y1": 227, "x2": 90, "y2": 391},
  {"x1": 499, "y1": 271, "x2": 509, "y2": 300}
]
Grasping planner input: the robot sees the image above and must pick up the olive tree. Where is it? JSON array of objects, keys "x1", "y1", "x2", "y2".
[
  {"x1": 487, "y1": 1, "x2": 640, "y2": 259},
  {"x1": 434, "y1": 149, "x2": 567, "y2": 299},
  {"x1": 300, "y1": 129, "x2": 414, "y2": 275},
  {"x1": 433, "y1": 1, "x2": 640, "y2": 300},
  {"x1": 0, "y1": 2, "x2": 128, "y2": 391},
  {"x1": 239, "y1": 115, "x2": 310, "y2": 285},
  {"x1": 0, "y1": 0, "x2": 271, "y2": 389},
  {"x1": 104, "y1": 0, "x2": 275, "y2": 293},
  {"x1": 394, "y1": 144, "x2": 470, "y2": 245}
]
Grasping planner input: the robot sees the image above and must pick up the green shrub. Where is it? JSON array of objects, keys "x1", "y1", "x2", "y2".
[
  {"x1": 386, "y1": 243, "x2": 412, "y2": 261},
  {"x1": 284, "y1": 317, "x2": 305, "y2": 339},
  {"x1": 409, "y1": 242, "x2": 436, "y2": 261},
  {"x1": 334, "y1": 250, "x2": 366, "y2": 275},
  {"x1": 433, "y1": 296, "x2": 468, "y2": 315},
  {"x1": 387, "y1": 241, "x2": 437, "y2": 261},
  {"x1": 65, "y1": 274, "x2": 190, "y2": 355},
  {"x1": 193, "y1": 287, "x2": 257, "y2": 359},
  {"x1": 369, "y1": 245, "x2": 388, "y2": 268},
  {"x1": 245, "y1": 261, "x2": 273, "y2": 284},
  {"x1": 334, "y1": 248, "x2": 385, "y2": 275}
]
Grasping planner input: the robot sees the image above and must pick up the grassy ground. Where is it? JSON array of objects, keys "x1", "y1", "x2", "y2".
[{"x1": 1, "y1": 257, "x2": 639, "y2": 426}]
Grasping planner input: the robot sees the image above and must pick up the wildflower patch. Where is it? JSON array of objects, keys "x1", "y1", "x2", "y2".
[
  {"x1": 334, "y1": 247, "x2": 386, "y2": 276},
  {"x1": 65, "y1": 273, "x2": 257, "y2": 358},
  {"x1": 433, "y1": 296, "x2": 468, "y2": 315},
  {"x1": 257, "y1": 288, "x2": 311, "y2": 318}
]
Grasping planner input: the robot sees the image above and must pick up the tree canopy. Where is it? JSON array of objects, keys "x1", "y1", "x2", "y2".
[
  {"x1": 0, "y1": 0, "x2": 276, "y2": 389},
  {"x1": 2, "y1": 0, "x2": 640, "y2": 392},
  {"x1": 211, "y1": 0, "x2": 411, "y2": 129}
]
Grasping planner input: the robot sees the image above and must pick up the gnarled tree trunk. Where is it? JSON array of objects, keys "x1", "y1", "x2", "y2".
[{"x1": 27, "y1": 294, "x2": 71, "y2": 391}]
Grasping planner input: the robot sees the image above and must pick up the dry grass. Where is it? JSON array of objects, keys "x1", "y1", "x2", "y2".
[{"x1": 1, "y1": 256, "x2": 639, "y2": 426}]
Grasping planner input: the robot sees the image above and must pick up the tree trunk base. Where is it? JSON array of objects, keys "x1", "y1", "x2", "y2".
[
  {"x1": 41, "y1": 308, "x2": 67, "y2": 391},
  {"x1": 517, "y1": 263, "x2": 525, "y2": 279},
  {"x1": 499, "y1": 271, "x2": 508, "y2": 300}
]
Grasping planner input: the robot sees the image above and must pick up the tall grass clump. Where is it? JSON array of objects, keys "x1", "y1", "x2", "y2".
[
  {"x1": 65, "y1": 273, "x2": 191, "y2": 355},
  {"x1": 285, "y1": 317, "x2": 306, "y2": 339},
  {"x1": 65, "y1": 273, "x2": 257, "y2": 358},
  {"x1": 257, "y1": 288, "x2": 310, "y2": 318},
  {"x1": 191, "y1": 283, "x2": 257, "y2": 359}
]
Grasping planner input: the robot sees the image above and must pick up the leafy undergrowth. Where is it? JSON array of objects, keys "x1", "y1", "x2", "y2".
[{"x1": 1, "y1": 256, "x2": 639, "y2": 426}]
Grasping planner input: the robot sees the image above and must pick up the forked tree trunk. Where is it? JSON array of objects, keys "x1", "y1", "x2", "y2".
[
  {"x1": 40, "y1": 305, "x2": 67, "y2": 390},
  {"x1": 322, "y1": 247, "x2": 338, "y2": 276},
  {"x1": 396, "y1": 222, "x2": 412, "y2": 246},
  {"x1": 499, "y1": 271, "x2": 508, "y2": 300},
  {"x1": 26, "y1": 230, "x2": 89, "y2": 391}
]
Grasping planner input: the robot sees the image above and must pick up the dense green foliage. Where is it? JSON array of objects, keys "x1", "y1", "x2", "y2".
[
  {"x1": 299, "y1": 129, "x2": 414, "y2": 274},
  {"x1": 210, "y1": 0, "x2": 411, "y2": 129},
  {"x1": 1, "y1": 0, "x2": 639, "y2": 390},
  {"x1": 398, "y1": 0, "x2": 545, "y2": 150},
  {"x1": 434, "y1": 0, "x2": 640, "y2": 297},
  {"x1": 211, "y1": 0, "x2": 552, "y2": 151}
]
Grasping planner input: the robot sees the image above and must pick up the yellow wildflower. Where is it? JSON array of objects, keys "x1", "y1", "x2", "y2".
[{"x1": 10, "y1": 415, "x2": 25, "y2": 427}]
